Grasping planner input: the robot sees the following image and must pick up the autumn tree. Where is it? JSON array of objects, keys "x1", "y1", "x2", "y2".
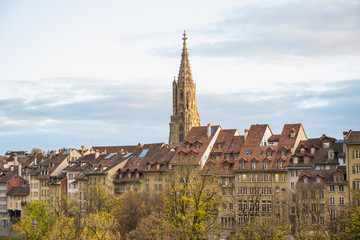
[
  {"x1": 14, "y1": 201, "x2": 55, "y2": 240},
  {"x1": 81, "y1": 212, "x2": 120, "y2": 240},
  {"x1": 165, "y1": 165, "x2": 219, "y2": 240},
  {"x1": 48, "y1": 211, "x2": 77, "y2": 240},
  {"x1": 111, "y1": 190, "x2": 146, "y2": 236}
]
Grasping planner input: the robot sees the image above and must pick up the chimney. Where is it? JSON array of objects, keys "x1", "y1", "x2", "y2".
[
  {"x1": 14, "y1": 154, "x2": 18, "y2": 166},
  {"x1": 95, "y1": 150, "x2": 100, "y2": 159},
  {"x1": 244, "y1": 129, "x2": 249, "y2": 140},
  {"x1": 82, "y1": 145, "x2": 86, "y2": 152},
  {"x1": 18, "y1": 164, "x2": 22, "y2": 177},
  {"x1": 34, "y1": 157, "x2": 37, "y2": 166},
  {"x1": 207, "y1": 123, "x2": 211, "y2": 137},
  {"x1": 138, "y1": 142, "x2": 143, "y2": 147}
]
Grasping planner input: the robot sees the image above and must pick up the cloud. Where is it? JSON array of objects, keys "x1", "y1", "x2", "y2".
[{"x1": 157, "y1": 0, "x2": 360, "y2": 58}]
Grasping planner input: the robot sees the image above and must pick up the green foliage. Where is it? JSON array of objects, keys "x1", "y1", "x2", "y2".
[
  {"x1": 13, "y1": 201, "x2": 55, "y2": 240},
  {"x1": 165, "y1": 166, "x2": 219, "y2": 240}
]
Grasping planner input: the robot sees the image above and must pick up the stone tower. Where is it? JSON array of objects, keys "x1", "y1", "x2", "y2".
[{"x1": 169, "y1": 31, "x2": 201, "y2": 148}]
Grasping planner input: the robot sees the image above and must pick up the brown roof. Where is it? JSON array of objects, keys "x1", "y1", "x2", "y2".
[
  {"x1": 344, "y1": 131, "x2": 360, "y2": 144},
  {"x1": 296, "y1": 169, "x2": 346, "y2": 189},
  {"x1": 171, "y1": 125, "x2": 221, "y2": 166},
  {"x1": 7, "y1": 185, "x2": 29, "y2": 196},
  {"x1": 243, "y1": 124, "x2": 269, "y2": 147},
  {"x1": 0, "y1": 171, "x2": 21, "y2": 183},
  {"x1": 268, "y1": 134, "x2": 281, "y2": 142},
  {"x1": 278, "y1": 124, "x2": 302, "y2": 148}
]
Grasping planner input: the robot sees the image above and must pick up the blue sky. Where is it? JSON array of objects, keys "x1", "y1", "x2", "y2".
[{"x1": 0, "y1": 0, "x2": 359, "y2": 154}]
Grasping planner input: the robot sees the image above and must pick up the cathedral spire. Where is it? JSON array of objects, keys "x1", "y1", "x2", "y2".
[
  {"x1": 178, "y1": 30, "x2": 193, "y2": 84},
  {"x1": 169, "y1": 31, "x2": 201, "y2": 148}
]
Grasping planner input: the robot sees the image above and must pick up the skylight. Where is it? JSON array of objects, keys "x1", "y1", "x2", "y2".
[
  {"x1": 105, "y1": 153, "x2": 115, "y2": 159},
  {"x1": 122, "y1": 153, "x2": 132, "y2": 158},
  {"x1": 139, "y1": 149, "x2": 149, "y2": 158}
]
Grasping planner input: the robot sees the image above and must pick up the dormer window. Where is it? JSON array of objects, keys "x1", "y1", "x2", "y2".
[
  {"x1": 293, "y1": 157, "x2": 298, "y2": 164},
  {"x1": 224, "y1": 165, "x2": 229, "y2": 172},
  {"x1": 300, "y1": 148, "x2": 305, "y2": 154},
  {"x1": 195, "y1": 142, "x2": 200, "y2": 149},
  {"x1": 277, "y1": 161, "x2": 283, "y2": 169},
  {"x1": 239, "y1": 162, "x2": 245, "y2": 170},
  {"x1": 281, "y1": 149, "x2": 286, "y2": 157},
  {"x1": 128, "y1": 172, "x2": 131, "y2": 178},
  {"x1": 304, "y1": 157, "x2": 310, "y2": 164},
  {"x1": 311, "y1": 148, "x2": 316, "y2": 154},
  {"x1": 186, "y1": 143, "x2": 190, "y2": 150},
  {"x1": 290, "y1": 129, "x2": 296, "y2": 138},
  {"x1": 119, "y1": 174, "x2": 123, "y2": 179},
  {"x1": 323, "y1": 142, "x2": 330, "y2": 148},
  {"x1": 190, "y1": 154, "x2": 194, "y2": 160},
  {"x1": 233, "y1": 153, "x2": 238, "y2": 159},
  {"x1": 136, "y1": 172, "x2": 139, "y2": 178},
  {"x1": 225, "y1": 154, "x2": 230, "y2": 160},
  {"x1": 263, "y1": 161, "x2": 268, "y2": 170},
  {"x1": 156, "y1": 164, "x2": 160, "y2": 170},
  {"x1": 304, "y1": 177, "x2": 308, "y2": 183},
  {"x1": 147, "y1": 164, "x2": 151, "y2": 170},
  {"x1": 317, "y1": 177, "x2": 321, "y2": 183},
  {"x1": 266, "y1": 149, "x2": 273, "y2": 157},
  {"x1": 251, "y1": 161, "x2": 257, "y2": 170},
  {"x1": 217, "y1": 143, "x2": 222, "y2": 149}
]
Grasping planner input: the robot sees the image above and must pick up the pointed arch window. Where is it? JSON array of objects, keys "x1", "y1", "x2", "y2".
[
  {"x1": 180, "y1": 90, "x2": 184, "y2": 100},
  {"x1": 179, "y1": 124, "x2": 184, "y2": 132}
]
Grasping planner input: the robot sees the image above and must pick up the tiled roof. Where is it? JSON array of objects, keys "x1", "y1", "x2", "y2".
[
  {"x1": 296, "y1": 169, "x2": 346, "y2": 189},
  {"x1": 0, "y1": 171, "x2": 18, "y2": 183},
  {"x1": 171, "y1": 125, "x2": 221, "y2": 166},
  {"x1": 6, "y1": 185, "x2": 29, "y2": 196},
  {"x1": 344, "y1": 131, "x2": 360, "y2": 144},
  {"x1": 243, "y1": 124, "x2": 269, "y2": 147},
  {"x1": 92, "y1": 145, "x2": 138, "y2": 154},
  {"x1": 278, "y1": 124, "x2": 302, "y2": 148},
  {"x1": 268, "y1": 134, "x2": 281, "y2": 142}
]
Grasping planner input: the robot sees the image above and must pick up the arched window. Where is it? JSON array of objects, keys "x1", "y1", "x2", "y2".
[
  {"x1": 179, "y1": 124, "x2": 184, "y2": 132},
  {"x1": 180, "y1": 91, "x2": 184, "y2": 100},
  {"x1": 179, "y1": 134, "x2": 184, "y2": 142}
]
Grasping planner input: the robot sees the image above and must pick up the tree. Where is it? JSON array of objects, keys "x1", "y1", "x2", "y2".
[
  {"x1": 164, "y1": 165, "x2": 219, "y2": 240},
  {"x1": 81, "y1": 212, "x2": 120, "y2": 240},
  {"x1": 111, "y1": 190, "x2": 146, "y2": 236},
  {"x1": 31, "y1": 148, "x2": 43, "y2": 154},
  {"x1": 87, "y1": 183, "x2": 114, "y2": 214},
  {"x1": 13, "y1": 201, "x2": 55, "y2": 240},
  {"x1": 48, "y1": 211, "x2": 77, "y2": 240},
  {"x1": 127, "y1": 212, "x2": 180, "y2": 240}
]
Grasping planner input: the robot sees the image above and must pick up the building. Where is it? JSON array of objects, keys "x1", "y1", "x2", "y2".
[
  {"x1": 343, "y1": 131, "x2": 360, "y2": 199},
  {"x1": 169, "y1": 31, "x2": 201, "y2": 148}
]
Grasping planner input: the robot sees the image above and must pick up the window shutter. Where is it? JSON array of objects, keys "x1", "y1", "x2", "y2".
[
  {"x1": 353, "y1": 165, "x2": 356, "y2": 174},
  {"x1": 353, "y1": 181, "x2": 356, "y2": 189}
]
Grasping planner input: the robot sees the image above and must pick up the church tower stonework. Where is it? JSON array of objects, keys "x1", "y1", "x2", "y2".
[{"x1": 169, "y1": 31, "x2": 201, "y2": 148}]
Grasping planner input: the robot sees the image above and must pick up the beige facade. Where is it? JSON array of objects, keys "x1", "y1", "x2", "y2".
[{"x1": 169, "y1": 31, "x2": 200, "y2": 148}]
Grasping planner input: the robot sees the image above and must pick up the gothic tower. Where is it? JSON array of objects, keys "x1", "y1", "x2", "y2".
[{"x1": 169, "y1": 31, "x2": 201, "y2": 148}]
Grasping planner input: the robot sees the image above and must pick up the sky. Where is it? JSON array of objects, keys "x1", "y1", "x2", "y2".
[{"x1": 0, "y1": 0, "x2": 359, "y2": 154}]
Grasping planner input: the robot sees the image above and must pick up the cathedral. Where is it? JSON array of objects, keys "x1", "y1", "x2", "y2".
[{"x1": 168, "y1": 31, "x2": 201, "y2": 148}]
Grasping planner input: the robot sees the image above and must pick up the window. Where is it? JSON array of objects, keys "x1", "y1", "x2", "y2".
[
  {"x1": 281, "y1": 149, "x2": 286, "y2": 157},
  {"x1": 275, "y1": 186, "x2": 280, "y2": 192},
  {"x1": 304, "y1": 177, "x2": 308, "y2": 183},
  {"x1": 243, "y1": 187, "x2": 247, "y2": 195},
  {"x1": 293, "y1": 157, "x2": 298, "y2": 164},
  {"x1": 281, "y1": 174, "x2": 285, "y2": 182},
  {"x1": 249, "y1": 174, "x2": 253, "y2": 182},
  {"x1": 263, "y1": 161, "x2": 268, "y2": 170},
  {"x1": 300, "y1": 148, "x2": 305, "y2": 154},
  {"x1": 339, "y1": 185, "x2": 344, "y2": 192},
  {"x1": 291, "y1": 170, "x2": 295, "y2": 177},
  {"x1": 356, "y1": 150, "x2": 360, "y2": 159},
  {"x1": 277, "y1": 161, "x2": 283, "y2": 169},
  {"x1": 303, "y1": 190, "x2": 307, "y2": 199},
  {"x1": 186, "y1": 143, "x2": 190, "y2": 150},
  {"x1": 339, "y1": 197, "x2": 344, "y2": 205},
  {"x1": 330, "y1": 209, "x2": 336, "y2": 219},
  {"x1": 330, "y1": 197, "x2": 335, "y2": 205},
  {"x1": 251, "y1": 161, "x2": 256, "y2": 170},
  {"x1": 323, "y1": 142, "x2": 330, "y2": 148},
  {"x1": 224, "y1": 165, "x2": 229, "y2": 172},
  {"x1": 195, "y1": 142, "x2": 200, "y2": 149},
  {"x1": 229, "y1": 203, "x2": 233, "y2": 210},
  {"x1": 243, "y1": 201, "x2": 248, "y2": 212},
  {"x1": 267, "y1": 150, "x2": 272, "y2": 157},
  {"x1": 275, "y1": 174, "x2": 279, "y2": 182},
  {"x1": 330, "y1": 185, "x2": 335, "y2": 192},
  {"x1": 311, "y1": 190, "x2": 315, "y2": 199},
  {"x1": 311, "y1": 204, "x2": 316, "y2": 212},
  {"x1": 267, "y1": 187, "x2": 271, "y2": 195},
  {"x1": 311, "y1": 148, "x2": 316, "y2": 154},
  {"x1": 319, "y1": 204, "x2": 324, "y2": 213},
  {"x1": 239, "y1": 162, "x2": 244, "y2": 170},
  {"x1": 291, "y1": 182, "x2": 294, "y2": 189},
  {"x1": 319, "y1": 190, "x2": 324, "y2": 199}
]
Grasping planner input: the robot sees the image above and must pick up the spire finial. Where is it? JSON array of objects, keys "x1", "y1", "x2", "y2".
[{"x1": 182, "y1": 30, "x2": 187, "y2": 50}]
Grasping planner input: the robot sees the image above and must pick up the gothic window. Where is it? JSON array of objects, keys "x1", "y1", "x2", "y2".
[
  {"x1": 179, "y1": 124, "x2": 184, "y2": 132},
  {"x1": 180, "y1": 90, "x2": 184, "y2": 100},
  {"x1": 179, "y1": 134, "x2": 184, "y2": 142}
]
